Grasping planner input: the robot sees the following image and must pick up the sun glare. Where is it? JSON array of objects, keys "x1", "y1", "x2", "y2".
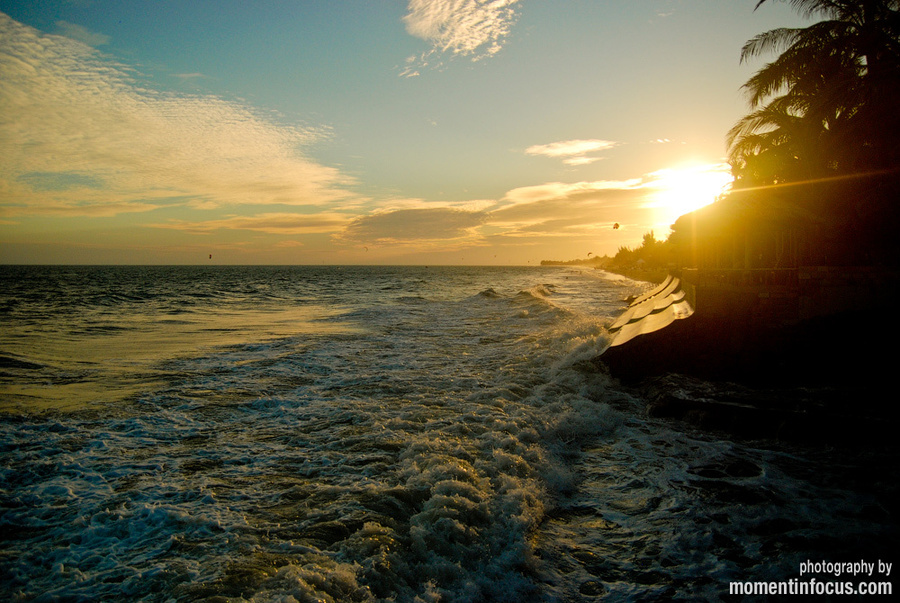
[{"x1": 648, "y1": 164, "x2": 733, "y2": 226}]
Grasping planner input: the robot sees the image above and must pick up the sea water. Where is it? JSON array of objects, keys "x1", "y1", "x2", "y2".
[{"x1": 0, "y1": 265, "x2": 896, "y2": 602}]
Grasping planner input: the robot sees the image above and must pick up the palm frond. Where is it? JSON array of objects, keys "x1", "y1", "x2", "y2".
[
  {"x1": 740, "y1": 28, "x2": 802, "y2": 62},
  {"x1": 755, "y1": 1, "x2": 846, "y2": 20}
]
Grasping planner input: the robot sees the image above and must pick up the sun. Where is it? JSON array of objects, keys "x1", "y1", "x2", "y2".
[{"x1": 647, "y1": 163, "x2": 734, "y2": 226}]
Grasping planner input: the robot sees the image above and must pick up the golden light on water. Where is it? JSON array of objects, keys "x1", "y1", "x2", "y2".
[{"x1": 645, "y1": 163, "x2": 734, "y2": 229}]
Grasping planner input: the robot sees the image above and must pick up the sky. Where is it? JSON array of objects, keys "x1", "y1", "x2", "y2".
[{"x1": 0, "y1": 0, "x2": 809, "y2": 265}]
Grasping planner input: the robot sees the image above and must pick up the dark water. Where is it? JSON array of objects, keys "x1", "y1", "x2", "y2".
[{"x1": 1, "y1": 265, "x2": 896, "y2": 601}]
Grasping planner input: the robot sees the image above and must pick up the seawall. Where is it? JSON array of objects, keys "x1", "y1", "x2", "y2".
[
  {"x1": 600, "y1": 266, "x2": 899, "y2": 384},
  {"x1": 597, "y1": 266, "x2": 899, "y2": 442}
]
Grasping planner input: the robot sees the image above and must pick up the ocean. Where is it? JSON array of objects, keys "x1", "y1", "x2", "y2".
[{"x1": 1, "y1": 265, "x2": 896, "y2": 602}]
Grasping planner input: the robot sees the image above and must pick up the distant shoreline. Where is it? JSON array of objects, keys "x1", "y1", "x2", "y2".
[{"x1": 540, "y1": 257, "x2": 669, "y2": 285}]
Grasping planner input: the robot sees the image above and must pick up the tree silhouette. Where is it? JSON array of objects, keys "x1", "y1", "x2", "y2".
[{"x1": 728, "y1": 0, "x2": 900, "y2": 187}]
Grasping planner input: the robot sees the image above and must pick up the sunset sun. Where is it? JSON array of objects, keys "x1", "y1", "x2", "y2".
[{"x1": 647, "y1": 163, "x2": 734, "y2": 227}]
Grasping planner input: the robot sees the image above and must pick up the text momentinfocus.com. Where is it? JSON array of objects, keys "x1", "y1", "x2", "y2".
[{"x1": 729, "y1": 560, "x2": 893, "y2": 597}]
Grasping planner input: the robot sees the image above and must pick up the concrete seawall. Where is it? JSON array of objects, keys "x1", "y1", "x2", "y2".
[
  {"x1": 597, "y1": 266, "x2": 899, "y2": 442},
  {"x1": 599, "y1": 266, "x2": 900, "y2": 385}
]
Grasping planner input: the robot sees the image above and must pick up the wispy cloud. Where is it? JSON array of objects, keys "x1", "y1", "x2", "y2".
[
  {"x1": 525, "y1": 139, "x2": 619, "y2": 166},
  {"x1": 151, "y1": 212, "x2": 350, "y2": 235},
  {"x1": 489, "y1": 180, "x2": 644, "y2": 235},
  {"x1": 2, "y1": 201, "x2": 163, "y2": 218},
  {"x1": 0, "y1": 13, "x2": 355, "y2": 221},
  {"x1": 333, "y1": 177, "x2": 648, "y2": 250},
  {"x1": 500, "y1": 179, "x2": 642, "y2": 206},
  {"x1": 401, "y1": 0, "x2": 521, "y2": 76},
  {"x1": 54, "y1": 20, "x2": 109, "y2": 46}
]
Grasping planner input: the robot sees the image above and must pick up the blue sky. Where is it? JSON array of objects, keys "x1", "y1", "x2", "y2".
[{"x1": 0, "y1": 0, "x2": 807, "y2": 264}]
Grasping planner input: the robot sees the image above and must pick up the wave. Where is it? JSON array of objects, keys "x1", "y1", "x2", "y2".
[
  {"x1": 7, "y1": 266, "x2": 890, "y2": 601},
  {"x1": 476, "y1": 287, "x2": 501, "y2": 298}
]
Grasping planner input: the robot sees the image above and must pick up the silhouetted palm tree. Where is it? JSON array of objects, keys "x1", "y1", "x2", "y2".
[{"x1": 729, "y1": 0, "x2": 900, "y2": 186}]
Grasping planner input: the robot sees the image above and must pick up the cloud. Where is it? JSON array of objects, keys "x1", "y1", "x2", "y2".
[
  {"x1": 0, "y1": 13, "x2": 356, "y2": 221},
  {"x1": 54, "y1": 20, "x2": 110, "y2": 46},
  {"x1": 331, "y1": 181, "x2": 645, "y2": 249},
  {"x1": 3, "y1": 201, "x2": 163, "y2": 218},
  {"x1": 151, "y1": 212, "x2": 350, "y2": 235},
  {"x1": 18, "y1": 171, "x2": 104, "y2": 192},
  {"x1": 525, "y1": 139, "x2": 619, "y2": 166},
  {"x1": 487, "y1": 179, "x2": 648, "y2": 238},
  {"x1": 340, "y1": 207, "x2": 485, "y2": 244},
  {"x1": 500, "y1": 179, "x2": 642, "y2": 206},
  {"x1": 401, "y1": 0, "x2": 521, "y2": 75},
  {"x1": 481, "y1": 163, "x2": 735, "y2": 243}
]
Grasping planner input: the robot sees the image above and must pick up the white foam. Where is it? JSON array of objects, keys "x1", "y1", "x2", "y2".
[{"x1": 4, "y1": 266, "x2": 891, "y2": 602}]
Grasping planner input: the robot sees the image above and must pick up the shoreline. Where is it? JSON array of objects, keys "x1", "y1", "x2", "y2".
[{"x1": 600, "y1": 266, "x2": 668, "y2": 285}]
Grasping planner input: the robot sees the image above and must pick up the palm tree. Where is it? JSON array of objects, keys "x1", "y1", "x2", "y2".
[
  {"x1": 727, "y1": 104, "x2": 814, "y2": 185},
  {"x1": 729, "y1": 0, "x2": 900, "y2": 186}
]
